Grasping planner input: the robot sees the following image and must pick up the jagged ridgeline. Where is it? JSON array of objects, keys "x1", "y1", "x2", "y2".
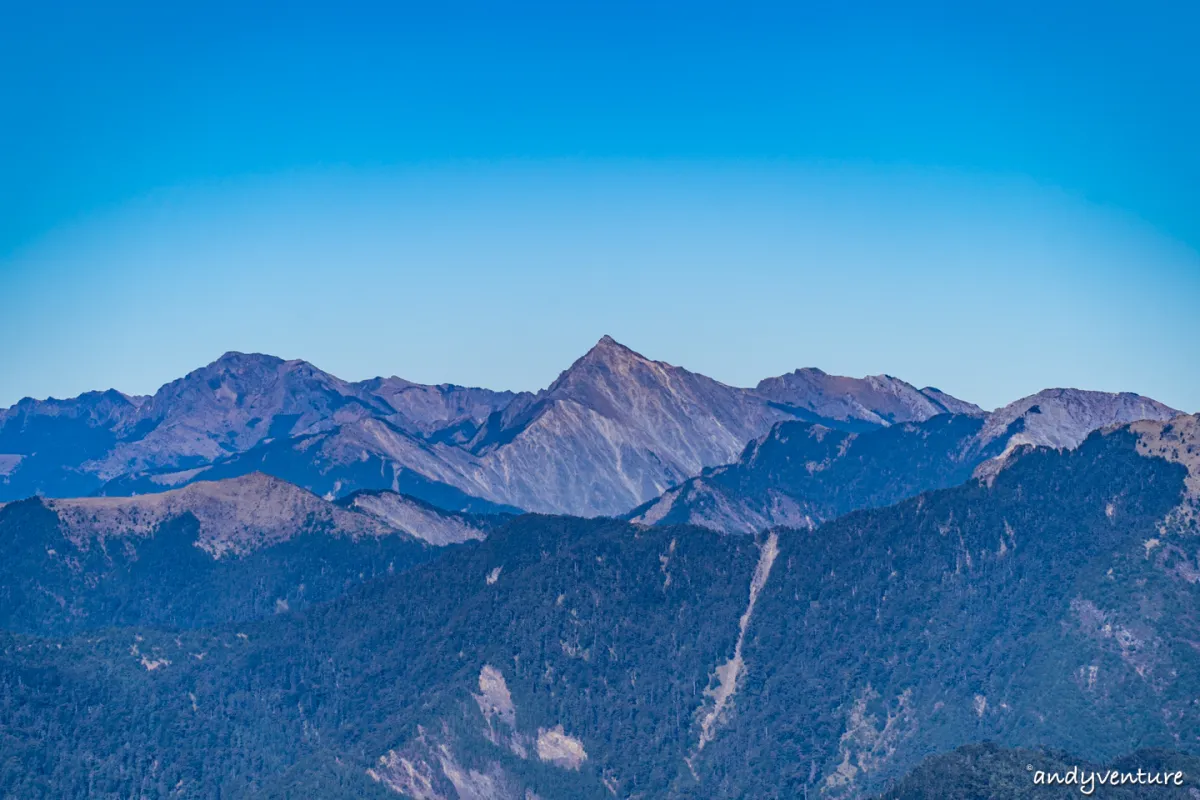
[
  {"x1": 13, "y1": 338, "x2": 1170, "y2": 520},
  {"x1": 3, "y1": 420, "x2": 1199, "y2": 798}
]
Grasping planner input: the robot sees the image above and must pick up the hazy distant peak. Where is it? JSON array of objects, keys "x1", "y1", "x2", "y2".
[
  {"x1": 214, "y1": 350, "x2": 279, "y2": 362},
  {"x1": 340, "y1": 488, "x2": 492, "y2": 545},
  {"x1": 0, "y1": 387, "x2": 140, "y2": 427},
  {"x1": 755, "y1": 367, "x2": 963, "y2": 425},
  {"x1": 204, "y1": 351, "x2": 289, "y2": 372},
  {"x1": 356, "y1": 375, "x2": 420, "y2": 392},
  {"x1": 357, "y1": 375, "x2": 523, "y2": 436}
]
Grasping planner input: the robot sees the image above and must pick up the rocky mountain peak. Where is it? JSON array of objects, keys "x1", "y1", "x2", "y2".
[
  {"x1": 531, "y1": 336, "x2": 674, "y2": 420},
  {"x1": 171, "y1": 352, "x2": 340, "y2": 396},
  {"x1": 83, "y1": 354, "x2": 382, "y2": 481},
  {"x1": 552, "y1": 335, "x2": 648, "y2": 381},
  {"x1": 461, "y1": 337, "x2": 797, "y2": 515},
  {"x1": 212, "y1": 350, "x2": 285, "y2": 367}
]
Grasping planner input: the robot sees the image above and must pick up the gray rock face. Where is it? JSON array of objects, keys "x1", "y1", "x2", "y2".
[
  {"x1": 340, "y1": 489, "x2": 496, "y2": 546},
  {"x1": 919, "y1": 386, "x2": 985, "y2": 417},
  {"x1": 455, "y1": 336, "x2": 803, "y2": 515},
  {"x1": 970, "y1": 388, "x2": 1182, "y2": 482}
]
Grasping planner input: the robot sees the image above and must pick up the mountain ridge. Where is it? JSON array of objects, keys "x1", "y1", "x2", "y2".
[
  {"x1": 633, "y1": 389, "x2": 1183, "y2": 533},
  {"x1": 1, "y1": 338, "x2": 1179, "y2": 521}
]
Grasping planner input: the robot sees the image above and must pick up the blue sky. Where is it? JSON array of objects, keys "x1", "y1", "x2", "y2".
[{"x1": 2, "y1": 1, "x2": 1198, "y2": 410}]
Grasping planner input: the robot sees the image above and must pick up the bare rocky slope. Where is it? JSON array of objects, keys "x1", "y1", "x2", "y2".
[
  {"x1": 338, "y1": 489, "x2": 504, "y2": 546},
  {"x1": 45, "y1": 471, "x2": 494, "y2": 552},
  {"x1": 979, "y1": 386, "x2": 1180, "y2": 452}
]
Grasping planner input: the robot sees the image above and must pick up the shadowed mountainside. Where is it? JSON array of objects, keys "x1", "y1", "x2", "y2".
[
  {"x1": 0, "y1": 473, "x2": 502, "y2": 635},
  {"x1": 2, "y1": 416, "x2": 1198, "y2": 798}
]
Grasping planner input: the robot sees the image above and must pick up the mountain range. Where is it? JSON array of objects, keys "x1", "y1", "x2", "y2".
[
  {"x1": 0, "y1": 338, "x2": 1195, "y2": 799},
  {"x1": 0, "y1": 337, "x2": 1180, "y2": 521}
]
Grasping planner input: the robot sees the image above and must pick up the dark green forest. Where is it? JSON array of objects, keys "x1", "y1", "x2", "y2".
[{"x1": 0, "y1": 498, "x2": 437, "y2": 635}]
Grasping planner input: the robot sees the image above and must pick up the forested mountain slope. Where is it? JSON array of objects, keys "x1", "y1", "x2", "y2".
[{"x1": 2, "y1": 417, "x2": 1198, "y2": 798}]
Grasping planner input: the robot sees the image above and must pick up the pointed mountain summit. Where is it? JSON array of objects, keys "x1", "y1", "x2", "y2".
[
  {"x1": 488, "y1": 334, "x2": 664, "y2": 426},
  {"x1": 459, "y1": 336, "x2": 800, "y2": 515}
]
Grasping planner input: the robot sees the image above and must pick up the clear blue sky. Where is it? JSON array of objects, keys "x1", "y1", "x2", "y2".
[{"x1": 2, "y1": 0, "x2": 1198, "y2": 411}]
